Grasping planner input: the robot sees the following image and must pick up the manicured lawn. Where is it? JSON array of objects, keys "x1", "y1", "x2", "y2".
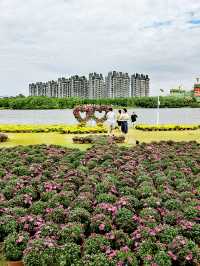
[
  {"x1": 129, "y1": 129, "x2": 200, "y2": 144},
  {"x1": 0, "y1": 133, "x2": 91, "y2": 150},
  {"x1": 0, "y1": 129, "x2": 199, "y2": 150}
]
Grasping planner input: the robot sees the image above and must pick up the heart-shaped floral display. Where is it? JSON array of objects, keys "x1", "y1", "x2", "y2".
[
  {"x1": 73, "y1": 105, "x2": 111, "y2": 124},
  {"x1": 73, "y1": 105, "x2": 94, "y2": 123}
]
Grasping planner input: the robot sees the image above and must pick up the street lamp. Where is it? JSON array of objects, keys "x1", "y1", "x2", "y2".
[{"x1": 156, "y1": 89, "x2": 164, "y2": 125}]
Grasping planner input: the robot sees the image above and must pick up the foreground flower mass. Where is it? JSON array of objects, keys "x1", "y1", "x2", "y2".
[{"x1": 0, "y1": 141, "x2": 200, "y2": 265}]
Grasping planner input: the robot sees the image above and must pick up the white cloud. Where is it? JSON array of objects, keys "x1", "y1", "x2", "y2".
[{"x1": 0, "y1": 0, "x2": 200, "y2": 96}]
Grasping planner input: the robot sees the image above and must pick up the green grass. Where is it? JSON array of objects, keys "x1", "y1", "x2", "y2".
[
  {"x1": 0, "y1": 129, "x2": 199, "y2": 150},
  {"x1": 127, "y1": 128, "x2": 200, "y2": 144}
]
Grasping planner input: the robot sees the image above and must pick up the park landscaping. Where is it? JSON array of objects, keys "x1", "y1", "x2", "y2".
[
  {"x1": 0, "y1": 128, "x2": 199, "y2": 149},
  {"x1": 0, "y1": 124, "x2": 107, "y2": 134},
  {"x1": 136, "y1": 124, "x2": 200, "y2": 131},
  {"x1": 0, "y1": 140, "x2": 200, "y2": 265}
]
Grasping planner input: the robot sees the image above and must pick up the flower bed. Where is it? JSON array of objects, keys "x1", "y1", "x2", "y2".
[
  {"x1": 0, "y1": 124, "x2": 107, "y2": 134},
  {"x1": 135, "y1": 124, "x2": 200, "y2": 131},
  {"x1": 0, "y1": 142, "x2": 200, "y2": 265},
  {"x1": 0, "y1": 133, "x2": 8, "y2": 142},
  {"x1": 73, "y1": 135, "x2": 125, "y2": 144}
]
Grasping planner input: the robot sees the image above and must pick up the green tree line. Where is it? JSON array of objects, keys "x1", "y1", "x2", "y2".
[{"x1": 0, "y1": 96, "x2": 199, "y2": 109}]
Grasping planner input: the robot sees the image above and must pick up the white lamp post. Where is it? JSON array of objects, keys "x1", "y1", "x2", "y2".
[{"x1": 156, "y1": 89, "x2": 164, "y2": 125}]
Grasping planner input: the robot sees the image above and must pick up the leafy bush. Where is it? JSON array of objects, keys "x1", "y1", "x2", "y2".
[
  {"x1": 154, "y1": 251, "x2": 172, "y2": 266},
  {"x1": 96, "y1": 193, "x2": 117, "y2": 204},
  {"x1": 0, "y1": 133, "x2": 8, "y2": 142},
  {"x1": 59, "y1": 223, "x2": 84, "y2": 244},
  {"x1": 115, "y1": 250, "x2": 138, "y2": 266},
  {"x1": 23, "y1": 239, "x2": 59, "y2": 266},
  {"x1": 31, "y1": 201, "x2": 47, "y2": 215},
  {"x1": 83, "y1": 235, "x2": 110, "y2": 255},
  {"x1": 82, "y1": 253, "x2": 112, "y2": 266},
  {"x1": 115, "y1": 208, "x2": 136, "y2": 233},
  {"x1": 4, "y1": 232, "x2": 29, "y2": 261},
  {"x1": 0, "y1": 215, "x2": 18, "y2": 241},
  {"x1": 59, "y1": 242, "x2": 81, "y2": 266},
  {"x1": 68, "y1": 208, "x2": 91, "y2": 225},
  {"x1": 45, "y1": 205, "x2": 66, "y2": 223}
]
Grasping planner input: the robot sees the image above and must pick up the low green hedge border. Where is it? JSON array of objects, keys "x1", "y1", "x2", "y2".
[{"x1": 135, "y1": 124, "x2": 200, "y2": 131}]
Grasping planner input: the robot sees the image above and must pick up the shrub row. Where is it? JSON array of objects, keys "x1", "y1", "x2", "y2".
[
  {"x1": 0, "y1": 141, "x2": 200, "y2": 265},
  {"x1": 136, "y1": 124, "x2": 200, "y2": 131},
  {"x1": 0, "y1": 124, "x2": 107, "y2": 134},
  {"x1": 73, "y1": 135, "x2": 125, "y2": 144}
]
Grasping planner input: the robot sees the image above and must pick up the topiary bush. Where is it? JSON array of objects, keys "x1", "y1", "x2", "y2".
[{"x1": 0, "y1": 133, "x2": 8, "y2": 142}]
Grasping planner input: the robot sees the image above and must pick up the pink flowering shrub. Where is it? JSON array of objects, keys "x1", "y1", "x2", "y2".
[{"x1": 0, "y1": 142, "x2": 200, "y2": 265}]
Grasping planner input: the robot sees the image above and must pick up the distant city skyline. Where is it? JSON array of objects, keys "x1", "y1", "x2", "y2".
[
  {"x1": 29, "y1": 71, "x2": 150, "y2": 99},
  {"x1": 0, "y1": 0, "x2": 200, "y2": 96}
]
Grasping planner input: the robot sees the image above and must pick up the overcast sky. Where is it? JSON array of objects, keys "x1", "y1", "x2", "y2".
[{"x1": 0, "y1": 0, "x2": 200, "y2": 96}]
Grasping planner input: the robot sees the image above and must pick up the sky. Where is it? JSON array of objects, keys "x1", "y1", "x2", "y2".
[{"x1": 0, "y1": 0, "x2": 200, "y2": 96}]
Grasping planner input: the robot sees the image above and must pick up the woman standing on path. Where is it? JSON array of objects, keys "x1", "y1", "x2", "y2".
[
  {"x1": 120, "y1": 108, "x2": 129, "y2": 135},
  {"x1": 106, "y1": 107, "x2": 116, "y2": 134},
  {"x1": 116, "y1": 110, "x2": 122, "y2": 130}
]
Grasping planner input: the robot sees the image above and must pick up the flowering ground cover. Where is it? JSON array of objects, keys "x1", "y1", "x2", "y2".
[
  {"x1": 0, "y1": 124, "x2": 107, "y2": 134},
  {"x1": 0, "y1": 141, "x2": 200, "y2": 265}
]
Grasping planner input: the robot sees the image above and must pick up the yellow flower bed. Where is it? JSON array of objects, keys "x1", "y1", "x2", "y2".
[
  {"x1": 135, "y1": 124, "x2": 200, "y2": 131},
  {"x1": 0, "y1": 124, "x2": 107, "y2": 134}
]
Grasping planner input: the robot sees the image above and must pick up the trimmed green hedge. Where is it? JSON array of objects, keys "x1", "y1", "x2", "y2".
[{"x1": 135, "y1": 124, "x2": 200, "y2": 131}]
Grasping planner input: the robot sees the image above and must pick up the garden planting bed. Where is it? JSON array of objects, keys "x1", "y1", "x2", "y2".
[
  {"x1": 135, "y1": 124, "x2": 200, "y2": 131},
  {"x1": 0, "y1": 124, "x2": 107, "y2": 134},
  {"x1": 73, "y1": 135, "x2": 125, "y2": 144},
  {"x1": 0, "y1": 141, "x2": 200, "y2": 265}
]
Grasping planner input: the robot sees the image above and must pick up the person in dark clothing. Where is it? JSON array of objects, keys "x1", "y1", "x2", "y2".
[
  {"x1": 120, "y1": 108, "x2": 129, "y2": 134},
  {"x1": 131, "y1": 112, "x2": 138, "y2": 127}
]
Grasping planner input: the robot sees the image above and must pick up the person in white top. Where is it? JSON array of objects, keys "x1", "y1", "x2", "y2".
[
  {"x1": 106, "y1": 107, "x2": 116, "y2": 134},
  {"x1": 120, "y1": 108, "x2": 129, "y2": 134}
]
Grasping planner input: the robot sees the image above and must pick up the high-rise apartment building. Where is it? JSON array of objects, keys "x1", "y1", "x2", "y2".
[
  {"x1": 105, "y1": 71, "x2": 130, "y2": 98},
  {"x1": 58, "y1": 78, "x2": 71, "y2": 98},
  {"x1": 88, "y1": 73, "x2": 105, "y2": 99},
  {"x1": 70, "y1": 75, "x2": 88, "y2": 98},
  {"x1": 29, "y1": 82, "x2": 48, "y2": 97},
  {"x1": 131, "y1": 74, "x2": 150, "y2": 97},
  {"x1": 46, "y1": 81, "x2": 58, "y2": 98},
  {"x1": 29, "y1": 83, "x2": 37, "y2": 96}
]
